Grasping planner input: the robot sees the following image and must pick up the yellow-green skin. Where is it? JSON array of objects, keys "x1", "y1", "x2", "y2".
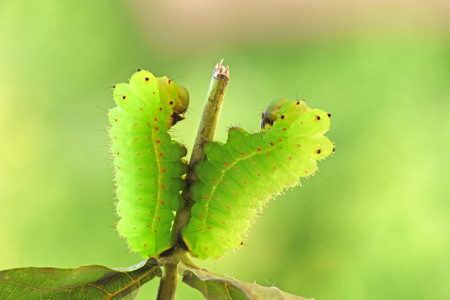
[
  {"x1": 109, "y1": 69, "x2": 189, "y2": 257},
  {"x1": 182, "y1": 98, "x2": 334, "y2": 259}
]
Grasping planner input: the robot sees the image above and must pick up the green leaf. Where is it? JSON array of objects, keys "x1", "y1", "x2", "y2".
[
  {"x1": 0, "y1": 258, "x2": 162, "y2": 300},
  {"x1": 180, "y1": 264, "x2": 312, "y2": 300}
]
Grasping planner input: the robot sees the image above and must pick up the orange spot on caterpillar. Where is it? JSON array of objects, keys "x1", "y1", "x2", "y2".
[
  {"x1": 115, "y1": 119, "x2": 118, "y2": 122},
  {"x1": 136, "y1": 153, "x2": 140, "y2": 156},
  {"x1": 134, "y1": 138, "x2": 138, "y2": 141},
  {"x1": 145, "y1": 77, "x2": 149, "y2": 81},
  {"x1": 156, "y1": 140, "x2": 160, "y2": 143},
  {"x1": 241, "y1": 153, "x2": 245, "y2": 156},
  {"x1": 168, "y1": 80, "x2": 171, "y2": 84},
  {"x1": 226, "y1": 206, "x2": 230, "y2": 209},
  {"x1": 289, "y1": 157, "x2": 292, "y2": 160},
  {"x1": 154, "y1": 230, "x2": 157, "y2": 232},
  {"x1": 317, "y1": 149, "x2": 322, "y2": 154},
  {"x1": 138, "y1": 198, "x2": 141, "y2": 200},
  {"x1": 270, "y1": 142, "x2": 274, "y2": 146},
  {"x1": 136, "y1": 212, "x2": 139, "y2": 214},
  {"x1": 144, "y1": 244, "x2": 147, "y2": 247},
  {"x1": 139, "y1": 168, "x2": 142, "y2": 170},
  {"x1": 154, "y1": 118, "x2": 158, "y2": 121},
  {"x1": 200, "y1": 214, "x2": 204, "y2": 217},
  {"x1": 134, "y1": 123, "x2": 138, "y2": 126},
  {"x1": 222, "y1": 221, "x2": 225, "y2": 224},
  {"x1": 161, "y1": 185, "x2": 165, "y2": 189},
  {"x1": 139, "y1": 183, "x2": 142, "y2": 186},
  {"x1": 116, "y1": 152, "x2": 120, "y2": 155},
  {"x1": 265, "y1": 153, "x2": 270, "y2": 157},
  {"x1": 159, "y1": 107, "x2": 163, "y2": 111},
  {"x1": 243, "y1": 181, "x2": 247, "y2": 184},
  {"x1": 234, "y1": 192, "x2": 238, "y2": 195},
  {"x1": 155, "y1": 127, "x2": 159, "y2": 130},
  {"x1": 205, "y1": 196, "x2": 208, "y2": 199},
  {"x1": 283, "y1": 128, "x2": 286, "y2": 131},
  {"x1": 115, "y1": 136, "x2": 118, "y2": 139},
  {"x1": 153, "y1": 92, "x2": 156, "y2": 95},
  {"x1": 278, "y1": 139, "x2": 282, "y2": 142},
  {"x1": 273, "y1": 166, "x2": 276, "y2": 169},
  {"x1": 208, "y1": 213, "x2": 212, "y2": 216},
  {"x1": 159, "y1": 153, "x2": 163, "y2": 157},
  {"x1": 133, "y1": 227, "x2": 136, "y2": 230},
  {"x1": 257, "y1": 148, "x2": 261, "y2": 151},
  {"x1": 162, "y1": 169, "x2": 166, "y2": 173},
  {"x1": 199, "y1": 228, "x2": 203, "y2": 231},
  {"x1": 225, "y1": 162, "x2": 229, "y2": 166},
  {"x1": 161, "y1": 201, "x2": 164, "y2": 205},
  {"x1": 157, "y1": 216, "x2": 160, "y2": 220},
  {"x1": 213, "y1": 179, "x2": 217, "y2": 182},
  {"x1": 257, "y1": 173, "x2": 261, "y2": 176},
  {"x1": 139, "y1": 107, "x2": 143, "y2": 111},
  {"x1": 207, "y1": 227, "x2": 212, "y2": 230},
  {"x1": 147, "y1": 136, "x2": 151, "y2": 139},
  {"x1": 146, "y1": 225, "x2": 150, "y2": 227},
  {"x1": 297, "y1": 144, "x2": 301, "y2": 147},
  {"x1": 316, "y1": 115, "x2": 321, "y2": 120}
]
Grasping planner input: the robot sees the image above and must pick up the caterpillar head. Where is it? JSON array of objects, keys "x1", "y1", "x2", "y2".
[
  {"x1": 261, "y1": 98, "x2": 310, "y2": 130},
  {"x1": 156, "y1": 76, "x2": 190, "y2": 126},
  {"x1": 261, "y1": 98, "x2": 288, "y2": 129}
]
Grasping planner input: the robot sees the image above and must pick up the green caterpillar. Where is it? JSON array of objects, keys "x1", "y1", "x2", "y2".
[
  {"x1": 109, "y1": 69, "x2": 189, "y2": 258},
  {"x1": 182, "y1": 98, "x2": 334, "y2": 259}
]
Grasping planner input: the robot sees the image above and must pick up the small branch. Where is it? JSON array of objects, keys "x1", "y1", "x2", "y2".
[
  {"x1": 156, "y1": 60, "x2": 230, "y2": 300},
  {"x1": 170, "y1": 60, "x2": 230, "y2": 241},
  {"x1": 188, "y1": 59, "x2": 230, "y2": 182}
]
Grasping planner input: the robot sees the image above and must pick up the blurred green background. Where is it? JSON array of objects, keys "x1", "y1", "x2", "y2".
[{"x1": 1, "y1": 0, "x2": 449, "y2": 299}]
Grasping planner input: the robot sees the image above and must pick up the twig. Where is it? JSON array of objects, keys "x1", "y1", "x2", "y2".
[{"x1": 156, "y1": 60, "x2": 230, "y2": 300}]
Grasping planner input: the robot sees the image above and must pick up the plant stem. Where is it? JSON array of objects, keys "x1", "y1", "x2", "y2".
[{"x1": 156, "y1": 60, "x2": 230, "y2": 300}]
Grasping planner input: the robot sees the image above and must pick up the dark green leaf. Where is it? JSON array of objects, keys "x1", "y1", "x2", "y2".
[
  {"x1": 0, "y1": 258, "x2": 161, "y2": 300},
  {"x1": 180, "y1": 264, "x2": 312, "y2": 300}
]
